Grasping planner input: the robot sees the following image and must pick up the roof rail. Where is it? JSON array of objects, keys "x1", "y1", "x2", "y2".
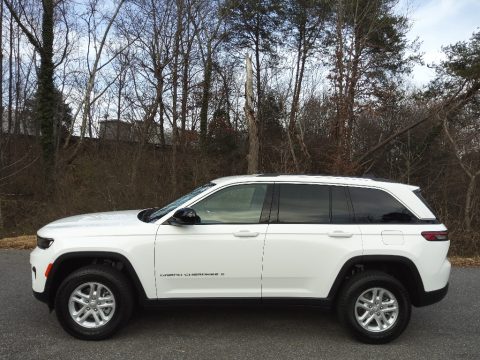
[
  {"x1": 360, "y1": 174, "x2": 398, "y2": 183},
  {"x1": 254, "y1": 173, "x2": 400, "y2": 183}
]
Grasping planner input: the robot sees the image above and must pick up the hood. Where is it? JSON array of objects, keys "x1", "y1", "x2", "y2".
[
  {"x1": 46, "y1": 210, "x2": 141, "y2": 228},
  {"x1": 37, "y1": 210, "x2": 156, "y2": 238}
]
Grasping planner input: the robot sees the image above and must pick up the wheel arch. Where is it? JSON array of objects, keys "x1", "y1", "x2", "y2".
[
  {"x1": 44, "y1": 251, "x2": 148, "y2": 309},
  {"x1": 328, "y1": 255, "x2": 425, "y2": 307}
]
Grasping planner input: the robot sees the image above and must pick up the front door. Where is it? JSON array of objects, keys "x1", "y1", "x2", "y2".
[{"x1": 155, "y1": 183, "x2": 272, "y2": 298}]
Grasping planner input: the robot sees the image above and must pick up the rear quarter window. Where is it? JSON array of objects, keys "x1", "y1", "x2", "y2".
[
  {"x1": 349, "y1": 187, "x2": 416, "y2": 224},
  {"x1": 413, "y1": 189, "x2": 437, "y2": 215}
]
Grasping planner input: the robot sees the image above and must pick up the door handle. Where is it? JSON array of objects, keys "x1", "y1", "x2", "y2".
[
  {"x1": 328, "y1": 231, "x2": 353, "y2": 238},
  {"x1": 233, "y1": 230, "x2": 259, "y2": 238}
]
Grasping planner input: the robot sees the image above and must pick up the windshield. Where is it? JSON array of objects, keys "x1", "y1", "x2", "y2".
[{"x1": 144, "y1": 183, "x2": 215, "y2": 222}]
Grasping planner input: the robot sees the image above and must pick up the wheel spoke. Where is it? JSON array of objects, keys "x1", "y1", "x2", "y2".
[
  {"x1": 359, "y1": 295, "x2": 373, "y2": 305},
  {"x1": 92, "y1": 311, "x2": 101, "y2": 325},
  {"x1": 88, "y1": 283, "x2": 95, "y2": 297},
  {"x1": 97, "y1": 303, "x2": 113, "y2": 309},
  {"x1": 358, "y1": 311, "x2": 370, "y2": 321},
  {"x1": 96, "y1": 284, "x2": 104, "y2": 297},
  {"x1": 356, "y1": 302, "x2": 371, "y2": 311},
  {"x1": 362, "y1": 314, "x2": 375, "y2": 327},
  {"x1": 382, "y1": 305, "x2": 397, "y2": 313},
  {"x1": 377, "y1": 289, "x2": 384, "y2": 302},
  {"x1": 75, "y1": 290, "x2": 89, "y2": 300},
  {"x1": 72, "y1": 296, "x2": 87, "y2": 305},
  {"x1": 78, "y1": 309, "x2": 91, "y2": 322},
  {"x1": 380, "y1": 312, "x2": 390, "y2": 327},
  {"x1": 73, "y1": 305, "x2": 87, "y2": 317},
  {"x1": 98, "y1": 308, "x2": 110, "y2": 321}
]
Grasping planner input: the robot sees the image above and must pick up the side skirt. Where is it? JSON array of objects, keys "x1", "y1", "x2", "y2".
[{"x1": 141, "y1": 297, "x2": 332, "y2": 309}]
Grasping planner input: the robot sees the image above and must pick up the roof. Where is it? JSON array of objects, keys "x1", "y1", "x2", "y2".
[{"x1": 212, "y1": 174, "x2": 418, "y2": 190}]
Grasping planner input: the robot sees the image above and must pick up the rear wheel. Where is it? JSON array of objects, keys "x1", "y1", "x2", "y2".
[
  {"x1": 337, "y1": 271, "x2": 411, "y2": 344},
  {"x1": 55, "y1": 265, "x2": 134, "y2": 340}
]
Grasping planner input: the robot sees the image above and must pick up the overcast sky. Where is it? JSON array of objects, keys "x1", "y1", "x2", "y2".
[{"x1": 402, "y1": 0, "x2": 480, "y2": 86}]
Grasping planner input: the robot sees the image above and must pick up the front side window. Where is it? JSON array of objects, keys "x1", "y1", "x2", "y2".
[
  {"x1": 278, "y1": 184, "x2": 330, "y2": 223},
  {"x1": 144, "y1": 183, "x2": 215, "y2": 222},
  {"x1": 349, "y1": 187, "x2": 415, "y2": 223},
  {"x1": 191, "y1": 184, "x2": 268, "y2": 224}
]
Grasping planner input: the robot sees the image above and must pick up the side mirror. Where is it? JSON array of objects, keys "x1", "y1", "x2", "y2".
[{"x1": 169, "y1": 208, "x2": 200, "y2": 225}]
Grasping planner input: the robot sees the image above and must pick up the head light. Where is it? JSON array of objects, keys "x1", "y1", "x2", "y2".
[{"x1": 37, "y1": 236, "x2": 54, "y2": 249}]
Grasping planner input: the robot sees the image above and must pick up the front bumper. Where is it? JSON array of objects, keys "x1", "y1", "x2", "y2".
[{"x1": 33, "y1": 290, "x2": 49, "y2": 304}]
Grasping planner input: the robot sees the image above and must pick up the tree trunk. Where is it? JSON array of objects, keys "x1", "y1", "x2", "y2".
[
  {"x1": 0, "y1": 1, "x2": 3, "y2": 141},
  {"x1": 3, "y1": 0, "x2": 56, "y2": 181},
  {"x1": 199, "y1": 46, "x2": 212, "y2": 150},
  {"x1": 332, "y1": 3, "x2": 346, "y2": 172},
  {"x1": 37, "y1": 0, "x2": 56, "y2": 175},
  {"x1": 171, "y1": 0, "x2": 184, "y2": 193},
  {"x1": 180, "y1": 47, "x2": 190, "y2": 149},
  {"x1": 245, "y1": 54, "x2": 258, "y2": 174},
  {"x1": 8, "y1": 11, "x2": 13, "y2": 134},
  {"x1": 464, "y1": 175, "x2": 476, "y2": 232},
  {"x1": 14, "y1": 24, "x2": 21, "y2": 135},
  {"x1": 0, "y1": 1, "x2": 3, "y2": 137},
  {"x1": 288, "y1": 26, "x2": 311, "y2": 171},
  {"x1": 254, "y1": 33, "x2": 262, "y2": 134}
]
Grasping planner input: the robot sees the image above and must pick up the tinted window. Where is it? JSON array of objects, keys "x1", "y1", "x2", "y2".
[
  {"x1": 192, "y1": 184, "x2": 267, "y2": 224},
  {"x1": 413, "y1": 189, "x2": 436, "y2": 215},
  {"x1": 331, "y1": 186, "x2": 353, "y2": 224},
  {"x1": 278, "y1": 184, "x2": 329, "y2": 223},
  {"x1": 349, "y1": 187, "x2": 415, "y2": 223}
]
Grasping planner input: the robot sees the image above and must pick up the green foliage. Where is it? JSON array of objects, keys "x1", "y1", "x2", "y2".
[
  {"x1": 259, "y1": 91, "x2": 284, "y2": 142},
  {"x1": 207, "y1": 109, "x2": 237, "y2": 153},
  {"x1": 22, "y1": 89, "x2": 73, "y2": 140},
  {"x1": 441, "y1": 31, "x2": 480, "y2": 81},
  {"x1": 328, "y1": 0, "x2": 419, "y2": 89},
  {"x1": 221, "y1": 0, "x2": 284, "y2": 53}
]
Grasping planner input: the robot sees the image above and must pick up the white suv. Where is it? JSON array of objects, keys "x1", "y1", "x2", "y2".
[{"x1": 30, "y1": 174, "x2": 450, "y2": 343}]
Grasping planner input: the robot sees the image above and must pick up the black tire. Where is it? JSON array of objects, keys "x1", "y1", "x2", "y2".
[
  {"x1": 55, "y1": 265, "x2": 134, "y2": 340},
  {"x1": 336, "y1": 270, "x2": 411, "y2": 344}
]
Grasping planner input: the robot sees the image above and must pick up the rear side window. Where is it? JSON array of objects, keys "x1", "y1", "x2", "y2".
[
  {"x1": 331, "y1": 186, "x2": 354, "y2": 224},
  {"x1": 349, "y1": 187, "x2": 416, "y2": 223},
  {"x1": 278, "y1": 184, "x2": 329, "y2": 223}
]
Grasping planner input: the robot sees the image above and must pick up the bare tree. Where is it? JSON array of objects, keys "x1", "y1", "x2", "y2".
[
  {"x1": 64, "y1": 0, "x2": 126, "y2": 163},
  {"x1": 443, "y1": 114, "x2": 480, "y2": 232},
  {"x1": 191, "y1": 0, "x2": 226, "y2": 150}
]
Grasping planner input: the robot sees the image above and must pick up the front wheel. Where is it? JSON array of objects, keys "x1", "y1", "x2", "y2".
[
  {"x1": 337, "y1": 271, "x2": 411, "y2": 344},
  {"x1": 55, "y1": 265, "x2": 134, "y2": 340}
]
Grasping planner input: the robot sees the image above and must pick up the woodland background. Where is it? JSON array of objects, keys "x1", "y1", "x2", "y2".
[{"x1": 0, "y1": 0, "x2": 478, "y2": 255}]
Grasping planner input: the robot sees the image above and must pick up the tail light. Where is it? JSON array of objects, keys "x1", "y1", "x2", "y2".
[{"x1": 421, "y1": 231, "x2": 448, "y2": 241}]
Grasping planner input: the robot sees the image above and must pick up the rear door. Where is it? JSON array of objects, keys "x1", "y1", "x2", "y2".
[{"x1": 261, "y1": 183, "x2": 362, "y2": 298}]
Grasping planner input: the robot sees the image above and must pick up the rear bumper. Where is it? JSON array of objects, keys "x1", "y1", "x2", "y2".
[{"x1": 415, "y1": 283, "x2": 449, "y2": 307}]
